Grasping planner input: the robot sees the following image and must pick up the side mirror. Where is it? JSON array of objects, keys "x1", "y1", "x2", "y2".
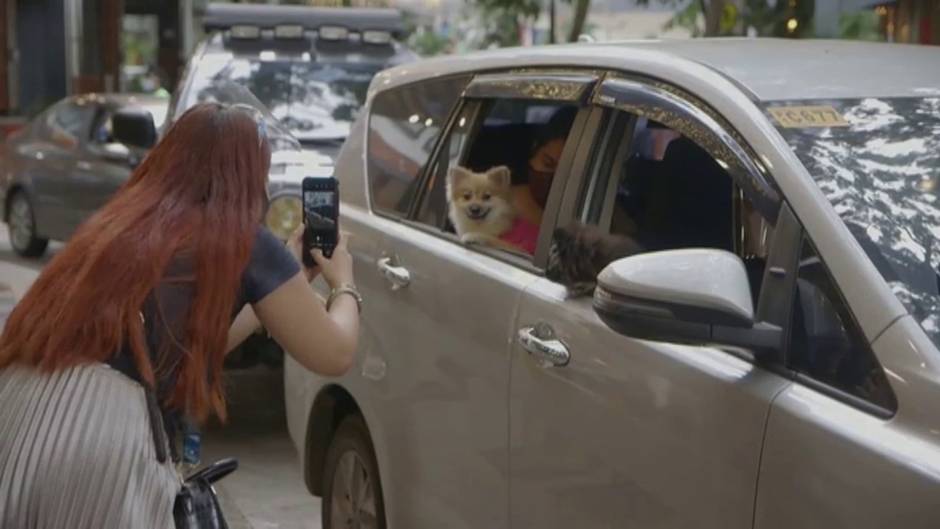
[
  {"x1": 593, "y1": 249, "x2": 781, "y2": 354},
  {"x1": 112, "y1": 107, "x2": 156, "y2": 149}
]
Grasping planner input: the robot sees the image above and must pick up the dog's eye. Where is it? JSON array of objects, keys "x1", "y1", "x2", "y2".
[
  {"x1": 481, "y1": 193, "x2": 491, "y2": 201},
  {"x1": 462, "y1": 192, "x2": 472, "y2": 201}
]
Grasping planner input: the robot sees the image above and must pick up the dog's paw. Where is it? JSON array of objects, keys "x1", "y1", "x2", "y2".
[{"x1": 460, "y1": 232, "x2": 488, "y2": 245}]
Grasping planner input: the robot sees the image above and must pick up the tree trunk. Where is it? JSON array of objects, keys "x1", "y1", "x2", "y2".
[
  {"x1": 702, "y1": 0, "x2": 726, "y2": 36},
  {"x1": 549, "y1": 0, "x2": 556, "y2": 44},
  {"x1": 566, "y1": 0, "x2": 590, "y2": 42}
]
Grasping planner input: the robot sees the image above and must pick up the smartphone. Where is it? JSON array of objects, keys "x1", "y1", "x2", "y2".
[{"x1": 302, "y1": 177, "x2": 339, "y2": 268}]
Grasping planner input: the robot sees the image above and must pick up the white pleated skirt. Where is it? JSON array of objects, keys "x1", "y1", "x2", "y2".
[{"x1": 0, "y1": 363, "x2": 180, "y2": 529}]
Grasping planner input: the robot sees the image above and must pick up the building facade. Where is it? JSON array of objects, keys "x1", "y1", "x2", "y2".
[
  {"x1": 877, "y1": 0, "x2": 940, "y2": 44},
  {"x1": 1, "y1": 0, "x2": 186, "y2": 119}
]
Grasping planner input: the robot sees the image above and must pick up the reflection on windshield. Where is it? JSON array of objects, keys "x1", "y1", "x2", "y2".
[
  {"x1": 770, "y1": 97, "x2": 940, "y2": 349},
  {"x1": 183, "y1": 54, "x2": 378, "y2": 143}
]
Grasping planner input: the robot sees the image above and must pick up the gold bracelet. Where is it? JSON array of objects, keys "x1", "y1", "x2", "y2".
[{"x1": 327, "y1": 284, "x2": 363, "y2": 314}]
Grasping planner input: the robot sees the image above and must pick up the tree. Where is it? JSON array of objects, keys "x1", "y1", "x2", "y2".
[
  {"x1": 467, "y1": 0, "x2": 594, "y2": 46},
  {"x1": 566, "y1": 0, "x2": 591, "y2": 41},
  {"x1": 641, "y1": 0, "x2": 815, "y2": 38}
]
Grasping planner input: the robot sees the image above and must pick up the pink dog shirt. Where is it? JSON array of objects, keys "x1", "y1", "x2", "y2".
[{"x1": 501, "y1": 218, "x2": 539, "y2": 255}]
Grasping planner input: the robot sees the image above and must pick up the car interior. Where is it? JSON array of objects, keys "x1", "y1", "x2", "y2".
[
  {"x1": 417, "y1": 99, "x2": 772, "y2": 300},
  {"x1": 609, "y1": 118, "x2": 769, "y2": 302},
  {"x1": 424, "y1": 100, "x2": 578, "y2": 244}
]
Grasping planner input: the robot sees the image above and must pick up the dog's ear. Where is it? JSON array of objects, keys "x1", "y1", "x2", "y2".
[
  {"x1": 448, "y1": 166, "x2": 473, "y2": 185},
  {"x1": 486, "y1": 165, "x2": 511, "y2": 189},
  {"x1": 447, "y1": 166, "x2": 473, "y2": 197}
]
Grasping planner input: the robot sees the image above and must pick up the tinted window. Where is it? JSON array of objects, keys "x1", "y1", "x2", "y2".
[
  {"x1": 571, "y1": 112, "x2": 773, "y2": 300},
  {"x1": 47, "y1": 101, "x2": 95, "y2": 143},
  {"x1": 367, "y1": 75, "x2": 470, "y2": 217},
  {"x1": 790, "y1": 238, "x2": 897, "y2": 412}
]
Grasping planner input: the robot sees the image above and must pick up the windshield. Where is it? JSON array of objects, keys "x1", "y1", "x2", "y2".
[
  {"x1": 182, "y1": 52, "x2": 380, "y2": 144},
  {"x1": 201, "y1": 81, "x2": 327, "y2": 183},
  {"x1": 768, "y1": 97, "x2": 940, "y2": 348}
]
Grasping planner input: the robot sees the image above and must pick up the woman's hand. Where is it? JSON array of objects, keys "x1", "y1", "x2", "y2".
[
  {"x1": 287, "y1": 224, "x2": 320, "y2": 282},
  {"x1": 312, "y1": 232, "x2": 354, "y2": 289}
]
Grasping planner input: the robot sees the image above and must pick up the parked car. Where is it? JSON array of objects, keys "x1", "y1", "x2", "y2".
[
  {"x1": 284, "y1": 39, "x2": 940, "y2": 529},
  {"x1": 161, "y1": 1, "x2": 416, "y2": 241},
  {"x1": 0, "y1": 94, "x2": 166, "y2": 257}
]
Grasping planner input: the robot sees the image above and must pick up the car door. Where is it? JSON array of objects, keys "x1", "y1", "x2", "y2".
[
  {"x1": 30, "y1": 98, "x2": 97, "y2": 239},
  {"x1": 353, "y1": 71, "x2": 595, "y2": 528},
  {"x1": 508, "y1": 75, "x2": 793, "y2": 529},
  {"x1": 69, "y1": 106, "x2": 135, "y2": 228}
]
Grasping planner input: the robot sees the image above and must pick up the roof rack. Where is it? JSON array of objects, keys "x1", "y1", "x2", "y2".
[{"x1": 202, "y1": 2, "x2": 405, "y2": 38}]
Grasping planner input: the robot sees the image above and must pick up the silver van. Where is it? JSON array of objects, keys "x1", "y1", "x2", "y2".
[{"x1": 286, "y1": 39, "x2": 940, "y2": 529}]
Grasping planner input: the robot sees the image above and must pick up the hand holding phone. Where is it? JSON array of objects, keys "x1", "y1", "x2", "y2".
[{"x1": 302, "y1": 177, "x2": 339, "y2": 268}]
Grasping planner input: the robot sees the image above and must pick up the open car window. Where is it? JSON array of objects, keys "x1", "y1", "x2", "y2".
[{"x1": 414, "y1": 97, "x2": 580, "y2": 263}]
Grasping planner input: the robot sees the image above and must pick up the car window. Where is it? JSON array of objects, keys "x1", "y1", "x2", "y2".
[
  {"x1": 46, "y1": 101, "x2": 95, "y2": 146},
  {"x1": 790, "y1": 238, "x2": 897, "y2": 413},
  {"x1": 415, "y1": 98, "x2": 580, "y2": 261},
  {"x1": 367, "y1": 75, "x2": 471, "y2": 217},
  {"x1": 572, "y1": 113, "x2": 774, "y2": 302}
]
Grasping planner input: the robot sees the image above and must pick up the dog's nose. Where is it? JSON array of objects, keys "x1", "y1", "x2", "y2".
[{"x1": 468, "y1": 205, "x2": 482, "y2": 215}]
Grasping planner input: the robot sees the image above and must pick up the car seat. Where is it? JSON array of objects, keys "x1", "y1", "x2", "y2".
[{"x1": 637, "y1": 137, "x2": 734, "y2": 252}]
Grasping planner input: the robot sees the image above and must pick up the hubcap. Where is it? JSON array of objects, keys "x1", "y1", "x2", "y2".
[
  {"x1": 330, "y1": 451, "x2": 377, "y2": 529},
  {"x1": 9, "y1": 197, "x2": 33, "y2": 251}
]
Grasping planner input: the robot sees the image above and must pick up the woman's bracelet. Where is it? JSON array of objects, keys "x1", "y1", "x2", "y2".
[{"x1": 326, "y1": 284, "x2": 363, "y2": 314}]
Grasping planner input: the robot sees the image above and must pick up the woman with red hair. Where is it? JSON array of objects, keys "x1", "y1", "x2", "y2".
[{"x1": 0, "y1": 103, "x2": 360, "y2": 528}]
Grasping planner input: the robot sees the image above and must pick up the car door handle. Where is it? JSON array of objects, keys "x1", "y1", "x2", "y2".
[
  {"x1": 76, "y1": 161, "x2": 92, "y2": 171},
  {"x1": 517, "y1": 324, "x2": 570, "y2": 367},
  {"x1": 377, "y1": 257, "x2": 411, "y2": 290}
]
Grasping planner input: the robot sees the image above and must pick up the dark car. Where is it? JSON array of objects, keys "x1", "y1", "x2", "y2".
[{"x1": 0, "y1": 94, "x2": 167, "y2": 257}]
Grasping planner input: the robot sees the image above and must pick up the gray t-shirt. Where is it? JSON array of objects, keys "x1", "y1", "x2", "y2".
[{"x1": 110, "y1": 226, "x2": 300, "y2": 406}]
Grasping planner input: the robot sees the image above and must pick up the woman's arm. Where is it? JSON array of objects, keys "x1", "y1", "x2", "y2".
[
  {"x1": 226, "y1": 304, "x2": 261, "y2": 354},
  {"x1": 252, "y1": 272, "x2": 358, "y2": 377},
  {"x1": 250, "y1": 230, "x2": 359, "y2": 377}
]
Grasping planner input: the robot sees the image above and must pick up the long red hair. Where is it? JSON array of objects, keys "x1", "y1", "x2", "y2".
[{"x1": 0, "y1": 103, "x2": 270, "y2": 422}]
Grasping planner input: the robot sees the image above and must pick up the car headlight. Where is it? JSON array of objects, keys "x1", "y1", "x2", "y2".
[{"x1": 265, "y1": 195, "x2": 302, "y2": 240}]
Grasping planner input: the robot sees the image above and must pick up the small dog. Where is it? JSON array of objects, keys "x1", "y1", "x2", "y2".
[
  {"x1": 547, "y1": 221, "x2": 643, "y2": 297},
  {"x1": 447, "y1": 165, "x2": 519, "y2": 251}
]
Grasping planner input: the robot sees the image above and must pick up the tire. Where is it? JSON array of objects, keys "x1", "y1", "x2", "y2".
[
  {"x1": 322, "y1": 415, "x2": 387, "y2": 529},
  {"x1": 7, "y1": 191, "x2": 48, "y2": 258}
]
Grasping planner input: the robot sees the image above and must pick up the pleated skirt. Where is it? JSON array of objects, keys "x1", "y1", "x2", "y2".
[{"x1": 0, "y1": 363, "x2": 180, "y2": 529}]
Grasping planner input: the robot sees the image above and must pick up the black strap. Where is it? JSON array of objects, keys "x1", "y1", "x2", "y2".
[
  {"x1": 134, "y1": 308, "x2": 179, "y2": 465},
  {"x1": 145, "y1": 387, "x2": 169, "y2": 464}
]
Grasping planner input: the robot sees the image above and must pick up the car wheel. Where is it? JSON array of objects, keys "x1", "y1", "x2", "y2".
[
  {"x1": 322, "y1": 415, "x2": 386, "y2": 529},
  {"x1": 7, "y1": 191, "x2": 48, "y2": 258}
]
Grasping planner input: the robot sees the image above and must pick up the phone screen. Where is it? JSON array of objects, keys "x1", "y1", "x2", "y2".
[{"x1": 304, "y1": 190, "x2": 336, "y2": 234}]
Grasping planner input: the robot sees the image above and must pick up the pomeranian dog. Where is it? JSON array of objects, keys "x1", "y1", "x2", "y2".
[
  {"x1": 547, "y1": 221, "x2": 643, "y2": 297},
  {"x1": 447, "y1": 165, "x2": 519, "y2": 251}
]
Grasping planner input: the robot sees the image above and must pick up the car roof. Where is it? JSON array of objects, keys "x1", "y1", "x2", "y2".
[{"x1": 378, "y1": 39, "x2": 940, "y2": 102}]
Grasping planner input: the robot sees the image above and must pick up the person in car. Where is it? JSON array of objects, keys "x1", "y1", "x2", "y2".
[
  {"x1": 0, "y1": 103, "x2": 361, "y2": 528},
  {"x1": 502, "y1": 106, "x2": 577, "y2": 254}
]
